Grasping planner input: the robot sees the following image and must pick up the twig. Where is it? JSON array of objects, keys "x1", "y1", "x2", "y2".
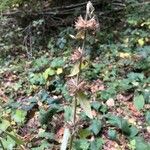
[{"x1": 0, "y1": 138, "x2": 5, "y2": 150}]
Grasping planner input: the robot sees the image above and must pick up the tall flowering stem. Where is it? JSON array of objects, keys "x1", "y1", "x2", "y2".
[{"x1": 67, "y1": 1, "x2": 99, "y2": 150}]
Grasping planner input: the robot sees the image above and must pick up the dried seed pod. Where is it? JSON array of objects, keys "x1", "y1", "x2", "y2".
[
  {"x1": 66, "y1": 78, "x2": 86, "y2": 95},
  {"x1": 71, "y1": 47, "x2": 83, "y2": 63},
  {"x1": 75, "y1": 16, "x2": 99, "y2": 31}
]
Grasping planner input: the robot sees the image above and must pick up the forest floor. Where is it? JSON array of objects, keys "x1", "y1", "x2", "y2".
[{"x1": 0, "y1": 1, "x2": 150, "y2": 150}]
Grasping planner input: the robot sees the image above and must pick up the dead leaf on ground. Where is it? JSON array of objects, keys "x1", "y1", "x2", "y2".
[
  {"x1": 106, "y1": 98, "x2": 115, "y2": 107},
  {"x1": 116, "y1": 93, "x2": 133, "y2": 101},
  {"x1": 89, "y1": 79, "x2": 105, "y2": 93}
]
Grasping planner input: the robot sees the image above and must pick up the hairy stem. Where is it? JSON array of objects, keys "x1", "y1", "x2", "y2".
[{"x1": 69, "y1": 24, "x2": 88, "y2": 150}]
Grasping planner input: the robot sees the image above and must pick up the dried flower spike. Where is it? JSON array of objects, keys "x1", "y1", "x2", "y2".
[
  {"x1": 67, "y1": 78, "x2": 86, "y2": 95},
  {"x1": 71, "y1": 47, "x2": 83, "y2": 63},
  {"x1": 75, "y1": 16, "x2": 99, "y2": 31}
]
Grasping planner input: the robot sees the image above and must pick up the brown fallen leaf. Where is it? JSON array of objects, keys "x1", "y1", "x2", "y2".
[
  {"x1": 90, "y1": 79, "x2": 105, "y2": 93},
  {"x1": 55, "y1": 127, "x2": 65, "y2": 142}
]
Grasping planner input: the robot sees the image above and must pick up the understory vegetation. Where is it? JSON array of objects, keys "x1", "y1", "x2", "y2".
[{"x1": 0, "y1": 0, "x2": 150, "y2": 150}]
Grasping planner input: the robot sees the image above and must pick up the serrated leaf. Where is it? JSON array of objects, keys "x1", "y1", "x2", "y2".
[
  {"x1": 68, "y1": 62, "x2": 80, "y2": 77},
  {"x1": 133, "y1": 94, "x2": 145, "y2": 110},
  {"x1": 60, "y1": 128, "x2": 70, "y2": 150},
  {"x1": 77, "y1": 92, "x2": 93, "y2": 119}
]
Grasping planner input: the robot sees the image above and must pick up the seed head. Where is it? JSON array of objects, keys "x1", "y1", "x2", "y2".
[
  {"x1": 67, "y1": 78, "x2": 86, "y2": 95},
  {"x1": 75, "y1": 16, "x2": 99, "y2": 31},
  {"x1": 71, "y1": 47, "x2": 83, "y2": 63}
]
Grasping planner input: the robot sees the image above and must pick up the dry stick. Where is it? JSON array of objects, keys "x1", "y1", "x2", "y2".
[
  {"x1": 0, "y1": 138, "x2": 5, "y2": 150},
  {"x1": 69, "y1": 12, "x2": 88, "y2": 150}
]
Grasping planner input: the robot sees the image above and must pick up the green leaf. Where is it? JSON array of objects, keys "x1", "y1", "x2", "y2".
[
  {"x1": 138, "y1": 38, "x2": 144, "y2": 46},
  {"x1": 68, "y1": 62, "x2": 80, "y2": 77},
  {"x1": 90, "y1": 138, "x2": 104, "y2": 150},
  {"x1": 43, "y1": 68, "x2": 55, "y2": 79},
  {"x1": 145, "y1": 111, "x2": 150, "y2": 125},
  {"x1": 133, "y1": 94, "x2": 145, "y2": 110},
  {"x1": 91, "y1": 101, "x2": 101, "y2": 111},
  {"x1": 39, "y1": 108, "x2": 58, "y2": 125},
  {"x1": 135, "y1": 137, "x2": 150, "y2": 150},
  {"x1": 107, "y1": 115, "x2": 130, "y2": 135},
  {"x1": 129, "y1": 126, "x2": 139, "y2": 138},
  {"x1": 89, "y1": 119, "x2": 102, "y2": 135},
  {"x1": 74, "y1": 139, "x2": 90, "y2": 150},
  {"x1": 0, "y1": 119, "x2": 10, "y2": 133},
  {"x1": 11, "y1": 109, "x2": 26, "y2": 123},
  {"x1": 121, "y1": 119, "x2": 131, "y2": 135},
  {"x1": 5, "y1": 132, "x2": 24, "y2": 145},
  {"x1": 51, "y1": 57, "x2": 65, "y2": 68},
  {"x1": 60, "y1": 128, "x2": 70, "y2": 150},
  {"x1": 1, "y1": 134, "x2": 16, "y2": 150},
  {"x1": 64, "y1": 106, "x2": 73, "y2": 122},
  {"x1": 78, "y1": 129, "x2": 91, "y2": 139},
  {"x1": 128, "y1": 139, "x2": 136, "y2": 150},
  {"x1": 108, "y1": 129, "x2": 117, "y2": 140},
  {"x1": 77, "y1": 92, "x2": 93, "y2": 119}
]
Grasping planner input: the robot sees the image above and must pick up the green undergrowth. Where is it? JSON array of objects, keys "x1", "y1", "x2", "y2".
[{"x1": 0, "y1": 1, "x2": 150, "y2": 150}]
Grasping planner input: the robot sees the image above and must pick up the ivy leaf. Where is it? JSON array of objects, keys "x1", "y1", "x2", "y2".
[
  {"x1": 77, "y1": 92, "x2": 93, "y2": 119},
  {"x1": 135, "y1": 137, "x2": 150, "y2": 150},
  {"x1": 129, "y1": 126, "x2": 139, "y2": 138},
  {"x1": 145, "y1": 111, "x2": 150, "y2": 125},
  {"x1": 107, "y1": 115, "x2": 130, "y2": 135},
  {"x1": 90, "y1": 138, "x2": 104, "y2": 150},
  {"x1": 91, "y1": 101, "x2": 101, "y2": 111},
  {"x1": 43, "y1": 68, "x2": 55, "y2": 79},
  {"x1": 74, "y1": 139, "x2": 90, "y2": 150},
  {"x1": 108, "y1": 129, "x2": 117, "y2": 140},
  {"x1": 89, "y1": 119, "x2": 102, "y2": 135},
  {"x1": 51, "y1": 57, "x2": 65, "y2": 68},
  {"x1": 133, "y1": 94, "x2": 145, "y2": 110}
]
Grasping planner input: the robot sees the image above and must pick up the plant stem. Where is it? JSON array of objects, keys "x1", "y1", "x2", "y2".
[
  {"x1": 0, "y1": 138, "x2": 5, "y2": 150},
  {"x1": 69, "y1": 11, "x2": 88, "y2": 150},
  {"x1": 69, "y1": 30, "x2": 87, "y2": 150}
]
